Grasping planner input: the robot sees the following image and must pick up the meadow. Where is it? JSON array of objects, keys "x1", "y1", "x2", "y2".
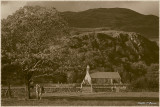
[
  {"x1": 2, "y1": 91, "x2": 159, "y2": 106},
  {"x1": 2, "y1": 98, "x2": 158, "y2": 106}
]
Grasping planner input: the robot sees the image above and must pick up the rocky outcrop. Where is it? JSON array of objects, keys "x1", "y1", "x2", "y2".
[{"x1": 67, "y1": 31, "x2": 159, "y2": 65}]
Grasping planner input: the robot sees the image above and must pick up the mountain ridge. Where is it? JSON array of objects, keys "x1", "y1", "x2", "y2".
[{"x1": 61, "y1": 8, "x2": 159, "y2": 39}]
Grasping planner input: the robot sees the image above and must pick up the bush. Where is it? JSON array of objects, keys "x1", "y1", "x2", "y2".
[{"x1": 131, "y1": 76, "x2": 159, "y2": 91}]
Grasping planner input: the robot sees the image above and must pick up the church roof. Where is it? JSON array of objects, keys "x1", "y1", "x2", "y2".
[{"x1": 90, "y1": 72, "x2": 121, "y2": 79}]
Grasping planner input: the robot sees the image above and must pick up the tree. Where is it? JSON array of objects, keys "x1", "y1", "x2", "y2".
[
  {"x1": 15, "y1": 53, "x2": 59, "y2": 99},
  {"x1": 1, "y1": 52, "x2": 21, "y2": 98},
  {"x1": 2, "y1": 6, "x2": 69, "y2": 99},
  {"x1": 131, "y1": 61, "x2": 147, "y2": 78}
]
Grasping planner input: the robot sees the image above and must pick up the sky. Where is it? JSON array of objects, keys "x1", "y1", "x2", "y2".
[{"x1": 1, "y1": 1, "x2": 159, "y2": 19}]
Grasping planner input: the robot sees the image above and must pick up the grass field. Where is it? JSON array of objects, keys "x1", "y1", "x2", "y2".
[
  {"x1": 2, "y1": 92, "x2": 159, "y2": 106},
  {"x1": 2, "y1": 98, "x2": 158, "y2": 106}
]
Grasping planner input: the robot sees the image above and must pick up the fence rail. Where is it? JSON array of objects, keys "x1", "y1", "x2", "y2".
[{"x1": 2, "y1": 83, "x2": 129, "y2": 97}]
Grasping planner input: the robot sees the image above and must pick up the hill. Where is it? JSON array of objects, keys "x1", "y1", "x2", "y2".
[
  {"x1": 61, "y1": 8, "x2": 159, "y2": 39},
  {"x1": 50, "y1": 31, "x2": 159, "y2": 83},
  {"x1": 63, "y1": 31, "x2": 159, "y2": 67}
]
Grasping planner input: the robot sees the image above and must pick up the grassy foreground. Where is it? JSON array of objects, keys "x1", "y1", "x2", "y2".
[
  {"x1": 2, "y1": 92, "x2": 159, "y2": 106},
  {"x1": 2, "y1": 98, "x2": 159, "y2": 106}
]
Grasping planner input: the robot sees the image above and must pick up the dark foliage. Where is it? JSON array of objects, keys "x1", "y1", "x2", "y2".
[{"x1": 50, "y1": 31, "x2": 158, "y2": 85}]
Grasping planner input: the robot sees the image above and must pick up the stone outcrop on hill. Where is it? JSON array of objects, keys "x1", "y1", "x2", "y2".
[{"x1": 66, "y1": 31, "x2": 158, "y2": 66}]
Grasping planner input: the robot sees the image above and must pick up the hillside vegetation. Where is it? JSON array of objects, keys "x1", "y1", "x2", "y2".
[{"x1": 50, "y1": 31, "x2": 158, "y2": 86}]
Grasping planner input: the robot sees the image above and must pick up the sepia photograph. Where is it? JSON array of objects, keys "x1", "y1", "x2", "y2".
[{"x1": 1, "y1": 0, "x2": 159, "y2": 106}]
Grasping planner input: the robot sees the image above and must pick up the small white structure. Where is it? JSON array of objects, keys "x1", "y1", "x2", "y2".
[{"x1": 81, "y1": 65, "x2": 92, "y2": 92}]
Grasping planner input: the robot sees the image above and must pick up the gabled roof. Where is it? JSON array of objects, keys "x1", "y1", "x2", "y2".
[{"x1": 90, "y1": 72, "x2": 121, "y2": 79}]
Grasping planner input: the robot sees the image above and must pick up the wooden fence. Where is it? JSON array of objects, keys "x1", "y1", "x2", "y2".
[{"x1": 1, "y1": 84, "x2": 129, "y2": 97}]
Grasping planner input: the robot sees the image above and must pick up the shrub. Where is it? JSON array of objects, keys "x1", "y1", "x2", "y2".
[{"x1": 131, "y1": 76, "x2": 159, "y2": 91}]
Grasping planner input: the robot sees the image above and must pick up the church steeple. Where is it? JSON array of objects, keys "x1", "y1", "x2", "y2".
[
  {"x1": 86, "y1": 65, "x2": 90, "y2": 74},
  {"x1": 81, "y1": 65, "x2": 92, "y2": 86}
]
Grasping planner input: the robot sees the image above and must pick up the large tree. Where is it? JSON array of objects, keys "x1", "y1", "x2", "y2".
[
  {"x1": 1, "y1": 51, "x2": 21, "y2": 98},
  {"x1": 2, "y1": 6, "x2": 69, "y2": 99}
]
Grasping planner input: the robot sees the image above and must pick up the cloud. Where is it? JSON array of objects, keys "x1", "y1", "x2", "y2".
[
  {"x1": 1, "y1": 1, "x2": 27, "y2": 19},
  {"x1": 1, "y1": 1, "x2": 159, "y2": 19},
  {"x1": 26, "y1": 1, "x2": 159, "y2": 16}
]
